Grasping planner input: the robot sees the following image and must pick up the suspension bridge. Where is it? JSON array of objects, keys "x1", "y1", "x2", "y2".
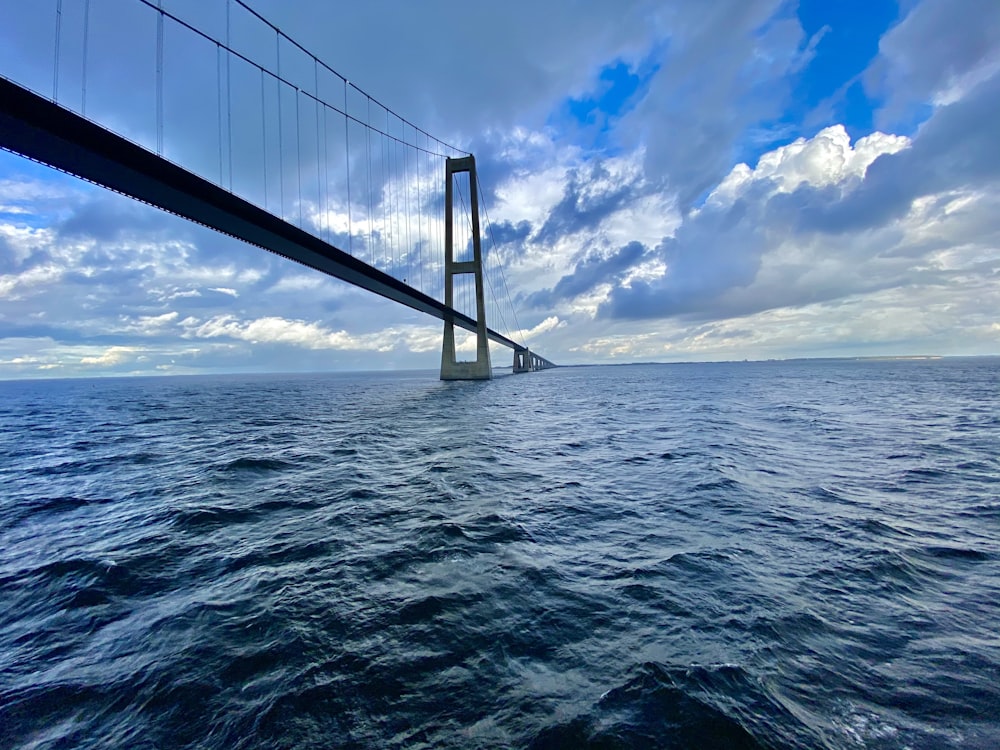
[{"x1": 0, "y1": 0, "x2": 554, "y2": 379}]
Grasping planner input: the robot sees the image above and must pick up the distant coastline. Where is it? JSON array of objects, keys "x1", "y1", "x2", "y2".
[
  {"x1": 559, "y1": 354, "x2": 998, "y2": 367},
  {"x1": 2, "y1": 354, "x2": 997, "y2": 383}
]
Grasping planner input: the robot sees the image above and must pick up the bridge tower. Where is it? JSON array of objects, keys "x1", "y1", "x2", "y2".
[{"x1": 441, "y1": 156, "x2": 492, "y2": 380}]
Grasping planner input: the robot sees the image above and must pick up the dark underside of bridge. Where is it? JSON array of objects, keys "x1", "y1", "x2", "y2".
[{"x1": 0, "y1": 75, "x2": 527, "y2": 353}]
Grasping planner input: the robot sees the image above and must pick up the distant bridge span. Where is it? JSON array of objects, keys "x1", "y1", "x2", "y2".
[
  {"x1": 0, "y1": 0, "x2": 556, "y2": 378},
  {"x1": 0, "y1": 75, "x2": 535, "y2": 356}
]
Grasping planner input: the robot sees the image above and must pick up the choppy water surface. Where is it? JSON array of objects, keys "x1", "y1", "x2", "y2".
[{"x1": 1, "y1": 359, "x2": 998, "y2": 749}]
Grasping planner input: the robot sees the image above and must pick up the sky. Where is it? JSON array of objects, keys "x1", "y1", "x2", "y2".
[{"x1": 1, "y1": 0, "x2": 999, "y2": 378}]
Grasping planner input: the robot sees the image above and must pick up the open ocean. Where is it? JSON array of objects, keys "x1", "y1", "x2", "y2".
[{"x1": 1, "y1": 358, "x2": 998, "y2": 749}]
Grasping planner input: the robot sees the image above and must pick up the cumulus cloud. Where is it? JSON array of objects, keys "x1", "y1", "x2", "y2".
[
  {"x1": 505, "y1": 315, "x2": 565, "y2": 346},
  {"x1": 761, "y1": 72, "x2": 999, "y2": 238},
  {"x1": 706, "y1": 126, "x2": 910, "y2": 206},
  {"x1": 600, "y1": 100, "x2": 1000, "y2": 326},
  {"x1": 182, "y1": 314, "x2": 443, "y2": 354},
  {"x1": 79, "y1": 346, "x2": 139, "y2": 366},
  {"x1": 118, "y1": 312, "x2": 180, "y2": 336},
  {"x1": 0, "y1": 262, "x2": 64, "y2": 300}
]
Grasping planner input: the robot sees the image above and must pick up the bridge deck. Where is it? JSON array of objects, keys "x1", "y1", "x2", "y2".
[{"x1": 0, "y1": 76, "x2": 528, "y2": 353}]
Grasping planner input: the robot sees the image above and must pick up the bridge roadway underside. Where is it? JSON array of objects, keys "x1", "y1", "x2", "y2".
[{"x1": 0, "y1": 76, "x2": 527, "y2": 354}]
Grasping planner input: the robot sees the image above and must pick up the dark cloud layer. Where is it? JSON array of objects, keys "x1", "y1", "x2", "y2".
[
  {"x1": 601, "y1": 196, "x2": 770, "y2": 321},
  {"x1": 867, "y1": 0, "x2": 1000, "y2": 129},
  {"x1": 534, "y1": 163, "x2": 643, "y2": 246},
  {"x1": 531, "y1": 241, "x2": 646, "y2": 308}
]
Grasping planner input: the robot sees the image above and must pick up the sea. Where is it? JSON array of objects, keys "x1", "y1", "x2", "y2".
[{"x1": 1, "y1": 358, "x2": 998, "y2": 749}]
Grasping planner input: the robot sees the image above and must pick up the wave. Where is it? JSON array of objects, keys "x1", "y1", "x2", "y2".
[
  {"x1": 529, "y1": 661, "x2": 817, "y2": 749},
  {"x1": 216, "y1": 456, "x2": 298, "y2": 473},
  {"x1": 3, "y1": 363, "x2": 999, "y2": 748}
]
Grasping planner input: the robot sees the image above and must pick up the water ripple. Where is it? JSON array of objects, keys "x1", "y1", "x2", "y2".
[{"x1": 1, "y1": 361, "x2": 999, "y2": 748}]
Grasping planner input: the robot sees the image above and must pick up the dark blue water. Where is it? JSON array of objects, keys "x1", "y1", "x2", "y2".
[{"x1": 1, "y1": 359, "x2": 998, "y2": 749}]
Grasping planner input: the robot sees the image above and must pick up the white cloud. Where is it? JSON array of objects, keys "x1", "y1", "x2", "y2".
[
  {"x1": 269, "y1": 274, "x2": 328, "y2": 293},
  {"x1": 505, "y1": 315, "x2": 565, "y2": 345},
  {"x1": 117, "y1": 311, "x2": 180, "y2": 335},
  {"x1": 156, "y1": 288, "x2": 202, "y2": 301},
  {"x1": 0, "y1": 263, "x2": 64, "y2": 299},
  {"x1": 79, "y1": 346, "x2": 139, "y2": 366},
  {"x1": 707, "y1": 125, "x2": 910, "y2": 207},
  {"x1": 495, "y1": 163, "x2": 571, "y2": 228},
  {"x1": 933, "y1": 50, "x2": 1000, "y2": 107},
  {"x1": 181, "y1": 314, "x2": 444, "y2": 354}
]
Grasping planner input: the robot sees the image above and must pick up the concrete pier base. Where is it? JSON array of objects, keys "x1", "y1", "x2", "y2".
[
  {"x1": 441, "y1": 318, "x2": 491, "y2": 380},
  {"x1": 513, "y1": 349, "x2": 530, "y2": 373},
  {"x1": 513, "y1": 348, "x2": 556, "y2": 373}
]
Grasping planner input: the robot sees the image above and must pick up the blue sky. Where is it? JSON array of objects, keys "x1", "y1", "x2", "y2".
[
  {"x1": 1, "y1": 0, "x2": 999, "y2": 378},
  {"x1": 792, "y1": 0, "x2": 898, "y2": 136}
]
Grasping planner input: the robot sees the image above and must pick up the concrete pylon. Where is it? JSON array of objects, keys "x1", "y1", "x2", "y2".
[
  {"x1": 513, "y1": 348, "x2": 555, "y2": 373},
  {"x1": 440, "y1": 155, "x2": 492, "y2": 380},
  {"x1": 513, "y1": 349, "x2": 530, "y2": 372}
]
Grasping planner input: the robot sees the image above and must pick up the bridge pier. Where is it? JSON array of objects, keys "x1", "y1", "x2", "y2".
[
  {"x1": 513, "y1": 349, "x2": 556, "y2": 373},
  {"x1": 513, "y1": 350, "x2": 529, "y2": 373},
  {"x1": 440, "y1": 155, "x2": 492, "y2": 380}
]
